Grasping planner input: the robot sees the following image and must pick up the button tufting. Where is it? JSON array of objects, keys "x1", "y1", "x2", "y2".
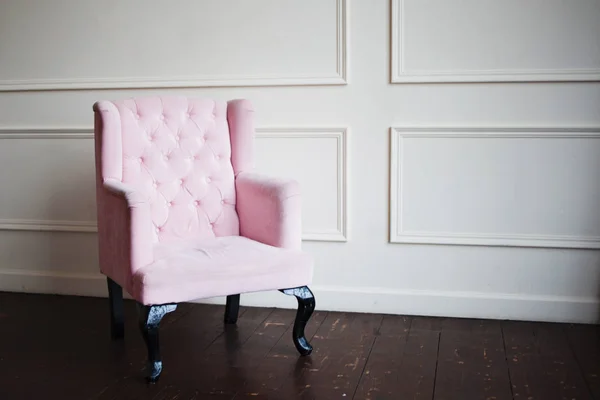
[{"x1": 112, "y1": 99, "x2": 242, "y2": 243}]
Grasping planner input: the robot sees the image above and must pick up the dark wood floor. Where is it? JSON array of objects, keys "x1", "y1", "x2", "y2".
[{"x1": 1, "y1": 292, "x2": 599, "y2": 400}]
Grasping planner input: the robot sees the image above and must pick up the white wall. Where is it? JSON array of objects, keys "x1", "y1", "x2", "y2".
[{"x1": 1, "y1": 0, "x2": 599, "y2": 323}]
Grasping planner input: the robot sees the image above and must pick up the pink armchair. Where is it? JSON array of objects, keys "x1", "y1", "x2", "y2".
[{"x1": 93, "y1": 96, "x2": 315, "y2": 383}]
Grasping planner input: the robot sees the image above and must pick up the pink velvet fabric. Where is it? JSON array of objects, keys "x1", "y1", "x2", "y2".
[
  {"x1": 93, "y1": 96, "x2": 313, "y2": 305},
  {"x1": 227, "y1": 99, "x2": 255, "y2": 175},
  {"x1": 132, "y1": 236, "x2": 312, "y2": 305},
  {"x1": 236, "y1": 172, "x2": 303, "y2": 251}
]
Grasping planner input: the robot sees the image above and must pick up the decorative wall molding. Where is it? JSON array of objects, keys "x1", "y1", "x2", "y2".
[
  {"x1": 0, "y1": 219, "x2": 97, "y2": 232},
  {"x1": 335, "y1": 0, "x2": 349, "y2": 85},
  {"x1": 0, "y1": 0, "x2": 348, "y2": 91},
  {"x1": 390, "y1": 0, "x2": 600, "y2": 83},
  {"x1": 0, "y1": 129, "x2": 93, "y2": 139},
  {"x1": 0, "y1": 126, "x2": 348, "y2": 242},
  {"x1": 1, "y1": 268, "x2": 597, "y2": 323},
  {"x1": 389, "y1": 126, "x2": 600, "y2": 249},
  {"x1": 256, "y1": 127, "x2": 348, "y2": 242}
]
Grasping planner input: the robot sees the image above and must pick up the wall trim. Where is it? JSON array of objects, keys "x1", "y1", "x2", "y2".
[
  {"x1": 256, "y1": 127, "x2": 348, "y2": 242},
  {"x1": 0, "y1": 219, "x2": 97, "y2": 232},
  {"x1": 390, "y1": 0, "x2": 600, "y2": 83},
  {"x1": 1, "y1": 269, "x2": 597, "y2": 324},
  {"x1": 0, "y1": 129, "x2": 93, "y2": 139},
  {"x1": 389, "y1": 126, "x2": 600, "y2": 249},
  {"x1": 0, "y1": 0, "x2": 348, "y2": 91},
  {"x1": 0, "y1": 126, "x2": 348, "y2": 242}
]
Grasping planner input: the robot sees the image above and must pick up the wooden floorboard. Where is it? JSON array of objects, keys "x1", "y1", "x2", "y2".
[
  {"x1": 233, "y1": 309, "x2": 328, "y2": 399},
  {"x1": 0, "y1": 292, "x2": 597, "y2": 400},
  {"x1": 353, "y1": 314, "x2": 412, "y2": 399},
  {"x1": 434, "y1": 318, "x2": 512, "y2": 400},
  {"x1": 503, "y1": 321, "x2": 593, "y2": 400},
  {"x1": 566, "y1": 323, "x2": 600, "y2": 399}
]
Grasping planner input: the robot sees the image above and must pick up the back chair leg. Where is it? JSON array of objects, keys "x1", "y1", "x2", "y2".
[
  {"x1": 107, "y1": 278, "x2": 124, "y2": 339},
  {"x1": 224, "y1": 294, "x2": 240, "y2": 324},
  {"x1": 280, "y1": 286, "x2": 316, "y2": 356},
  {"x1": 137, "y1": 303, "x2": 177, "y2": 383}
]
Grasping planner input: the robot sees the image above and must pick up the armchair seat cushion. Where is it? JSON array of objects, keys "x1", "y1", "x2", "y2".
[{"x1": 131, "y1": 236, "x2": 313, "y2": 305}]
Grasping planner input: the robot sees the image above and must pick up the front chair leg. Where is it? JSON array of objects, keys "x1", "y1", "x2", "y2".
[
  {"x1": 279, "y1": 286, "x2": 315, "y2": 356},
  {"x1": 224, "y1": 294, "x2": 240, "y2": 324},
  {"x1": 137, "y1": 303, "x2": 177, "y2": 383}
]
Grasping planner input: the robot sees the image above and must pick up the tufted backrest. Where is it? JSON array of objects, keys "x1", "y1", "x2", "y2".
[{"x1": 94, "y1": 96, "x2": 254, "y2": 244}]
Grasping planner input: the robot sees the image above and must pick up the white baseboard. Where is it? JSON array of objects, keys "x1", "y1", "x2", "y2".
[{"x1": 1, "y1": 269, "x2": 597, "y2": 324}]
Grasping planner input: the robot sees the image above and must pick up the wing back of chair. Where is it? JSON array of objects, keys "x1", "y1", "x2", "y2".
[{"x1": 93, "y1": 96, "x2": 256, "y2": 288}]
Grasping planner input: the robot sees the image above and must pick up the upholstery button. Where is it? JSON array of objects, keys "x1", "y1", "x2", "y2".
[
  {"x1": 135, "y1": 113, "x2": 140, "y2": 120},
  {"x1": 206, "y1": 177, "x2": 211, "y2": 183},
  {"x1": 138, "y1": 157, "x2": 143, "y2": 163},
  {"x1": 153, "y1": 182, "x2": 158, "y2": 188},
  {"x1": 178, "y1": 179, "x2": 183, "y2": 185},
  {"x1": 159, "y1": 114, "x2": 165, "y2": 121},
  {"x1": 175, "y1": 135, "x2": 180, "y2": 141},
  {"x1": 167, "y1": 201, "x2": 173, "y2": 207},
  {"x1": 220, "y1": 199, "x2": 225, "y2": 205},
  {"x1": 164, "y1": 155, "x2": 169, "y2": 161},
  {"x1": 215, "y1": 154, "x2": 220, "y2": 160},
  {"x1": 193, "y1": 200, "x2": 200, "y2": 206}
]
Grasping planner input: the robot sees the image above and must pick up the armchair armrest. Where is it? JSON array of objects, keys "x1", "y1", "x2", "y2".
[
  {"x1": 103, "y1": 178, "x2": 151, "y2": 206},
  {"x1": 98, "y1": 179, "x2": 154, "y2": 289},
  {"x1": 236, "y1": 172, "x2": 302, "y2": 250}
]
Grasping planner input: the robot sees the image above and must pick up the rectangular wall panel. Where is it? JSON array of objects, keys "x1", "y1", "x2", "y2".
[
  {"x1": 392, "y1": 0, "x2": 600, "y2": 82},
  {"x1": 390, "y1": 127, "x2": 600, "y2": 248},
  {"x1": 255, "y1": 128, "x2": 347, "y2": 242},
  {"x1": 0, "y1": 0, "x2": 347, "y2": 90},
  {"x1": 0, "y1": 131, "x2": 97, "y2": 226},
  {"x1": 0, "y1": 127, "x2": 347, "y2": 242}
]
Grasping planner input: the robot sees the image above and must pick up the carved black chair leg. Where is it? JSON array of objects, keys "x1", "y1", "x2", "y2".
[
  {"x1": 137, "y1": 303, "x2": 177, "y2": 383},
  {"x1": 224, "y1": 294, "x2": 240, "y2": 324},
  {"x1": 279, "y1": 286, "x2": 315, "y2": 356},
  {"x1": 107, "y1": 277, "x2": 124, "y2": 339}
]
